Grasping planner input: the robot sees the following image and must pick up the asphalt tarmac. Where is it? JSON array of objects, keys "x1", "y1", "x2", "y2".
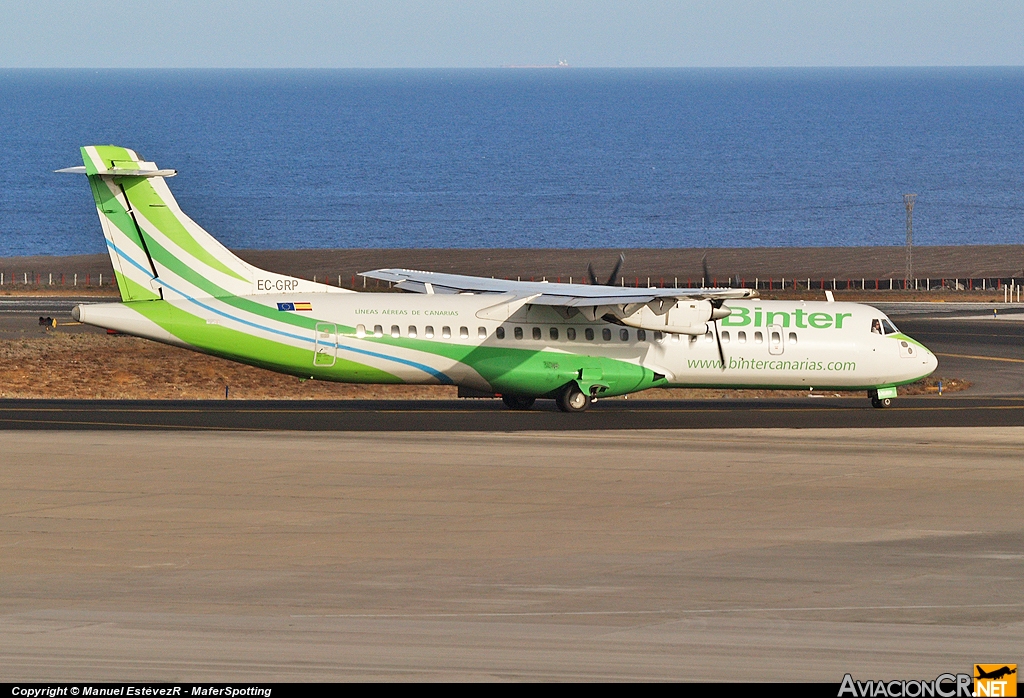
[
  {"x1": 1, "y1": 428, "x2": 1022, "y2": 681},
  {"x1": 893, "y1": 313, "x2": 1024, "y2": 396},
  {"x1": 0, "y1": 395, "x2": 1022, "y2": 430}
]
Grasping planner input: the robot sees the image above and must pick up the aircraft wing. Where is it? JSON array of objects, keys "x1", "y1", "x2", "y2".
[{"x1": 361, "y1": 268, "x2": 756, "y2": 306}]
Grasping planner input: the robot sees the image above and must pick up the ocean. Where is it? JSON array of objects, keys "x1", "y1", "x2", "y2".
[{"x1": 1, "y1": 68, "x2": 1022, "y2": 257}]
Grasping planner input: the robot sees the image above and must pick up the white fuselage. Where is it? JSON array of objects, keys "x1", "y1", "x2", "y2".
[{"x1": 76, "y1": 290, "x2": 937, "y2": 393}]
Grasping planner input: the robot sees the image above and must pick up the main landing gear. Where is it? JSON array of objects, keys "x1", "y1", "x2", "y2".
[
  {"x1": 556, "y1": 383, "x2": 592, "y2": 413},
  {"x1": 499, "y1": 384, "x2": 593, "y2": 413},
  {"x1": 501, "y1": 395, "x2": 536, "y2": 410}
]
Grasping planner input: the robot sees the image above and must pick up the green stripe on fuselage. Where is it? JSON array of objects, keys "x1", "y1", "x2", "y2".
[
  {"x1": 128, "y1": 300, "x2": 401, "y2": 384},
  {"x1": 361, "y1": 333, "x2": 656, "y2": 396},
  {"x1": 135, "y1": 233, "x2": 323, "y2": 333},
  {"x1": 112, "y1": 218, "x2": 663, "y2": 397}
]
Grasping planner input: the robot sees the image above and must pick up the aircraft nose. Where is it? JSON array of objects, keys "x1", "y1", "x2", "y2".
[{"x1": 922, "y1": 345, "x2": 939, "y2": 375}]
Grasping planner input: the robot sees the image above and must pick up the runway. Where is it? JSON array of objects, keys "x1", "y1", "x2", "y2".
[
  {"x1": 1, "y1": 428, "x2": 1022, "y2": 681},
  {"x1": 0, "y1": 308, "x2": 1020, "y2": 429},
  {"x1": 1, "y1": 395, "x2": 1023, "y2": 430}
]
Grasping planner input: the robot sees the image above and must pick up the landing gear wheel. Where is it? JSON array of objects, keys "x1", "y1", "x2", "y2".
[
  {"x1": 501, "y1": 395, "x2": 536, "y2": 410},
  {"x1": 556, "y1": 384, "x2": 591, "y2": 413},
  {"x1": 871, "y1": 397, "x2": 892, "y2": 409}
]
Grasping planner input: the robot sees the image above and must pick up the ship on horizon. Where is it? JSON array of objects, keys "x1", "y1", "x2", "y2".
[{"x1": 502, "y1": 59, "x2": 570, "y2": 68}]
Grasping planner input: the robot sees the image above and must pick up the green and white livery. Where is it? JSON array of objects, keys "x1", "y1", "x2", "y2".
[{"x1": 61, "y1": 146, "x2": 937, "y2": 411}]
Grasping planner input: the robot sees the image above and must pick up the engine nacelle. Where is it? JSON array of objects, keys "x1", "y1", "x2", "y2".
[{"x1": 617, "y1": 299, "x2": 728, "y2": 335}]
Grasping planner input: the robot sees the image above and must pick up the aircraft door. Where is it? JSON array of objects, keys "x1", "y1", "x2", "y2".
[
  {"x1": 314, "y1": 322, "x2": 337, "y2": 366},
  {"x1": 767, "y1": 324, "x2": 784, "y2": 355}
]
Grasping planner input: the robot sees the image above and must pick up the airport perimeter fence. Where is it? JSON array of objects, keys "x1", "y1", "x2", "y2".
[
  {"x1": 1, "y1": 272, "x2": 110, "y2": 288},
  {"x1": 3, "y1": 270, "x2": 1022, "y2": 301}
]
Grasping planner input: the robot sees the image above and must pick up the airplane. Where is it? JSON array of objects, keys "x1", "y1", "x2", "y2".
[
  {"x1": 58, "y1": 145, "x2": 938, "y2": 412},
  {"x1": 975, "y1": 666, "x2": 1016, "y2": 681}
]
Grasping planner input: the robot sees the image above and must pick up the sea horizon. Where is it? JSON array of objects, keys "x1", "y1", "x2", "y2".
[{"x1": 2, "y1": 67, "x2": 1022, "y2": 256}]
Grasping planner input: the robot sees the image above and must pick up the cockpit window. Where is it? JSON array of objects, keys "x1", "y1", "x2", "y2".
[
  {"x1": 871, "y1": 319, "x2": 882, "y2": 335},
  {"x1": 881, "y1": 319, "x2": 898, "y2": 335}
]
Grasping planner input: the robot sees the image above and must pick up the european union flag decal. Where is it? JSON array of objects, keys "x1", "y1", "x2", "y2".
[
  {"x1": 277, "y1": 302, "x2": 312, "y2": 311},
  {"x1": 277, "y1": 302, "x2": 295, "y2": 311}
]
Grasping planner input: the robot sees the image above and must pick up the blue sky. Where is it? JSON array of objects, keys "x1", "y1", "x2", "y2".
[{"x1": 2, "y1": 1, "x2": 1023, "y2": 68}]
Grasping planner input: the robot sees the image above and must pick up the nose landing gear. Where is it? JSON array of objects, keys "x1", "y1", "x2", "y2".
[{"x1": 869, "y1": 388, "x2": 896, "y2": 408}]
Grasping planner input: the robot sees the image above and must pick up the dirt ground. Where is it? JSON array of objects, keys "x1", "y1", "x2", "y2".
[{"x1": 0, "y1": 328, "x2": 966, "y2": 400}]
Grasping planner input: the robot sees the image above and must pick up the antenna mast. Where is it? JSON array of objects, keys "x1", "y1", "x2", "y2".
[{"x1": 903, "y1": 194, "x2": 917, "y2": 286}]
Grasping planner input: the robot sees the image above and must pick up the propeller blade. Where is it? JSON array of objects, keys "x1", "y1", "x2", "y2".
[
  {"x1": 701, "y1": 253, "x2": 710, "y2": 288},
  {"x1": 586, "y1": 263, "x2": 599, "y2": 286},
  {"x1": 605, "y1": 253, "x2": 625, "y2": 286},
  {"x1": 713, "y1": 319, "x2": 726, "y2": 370}
]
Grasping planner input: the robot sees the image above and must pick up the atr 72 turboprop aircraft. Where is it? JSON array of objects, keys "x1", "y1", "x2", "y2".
[{"x1": 60, "y1": 146, "x2": 937, "y2": 412}]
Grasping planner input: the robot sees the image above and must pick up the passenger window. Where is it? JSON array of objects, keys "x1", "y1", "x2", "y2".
[
  {"x1": 460, "y1": 326, "x2": 469, "y2": 339},
  {"x1": 442, "y1": 326, "x2": 451, "y2": 339},
  {"x1": 788, "y1": 332, "x2": 797, "y2": 344},
  {"x1": 585, "y1": 328, "x2": 595, "y2": 341},
  {"x1": 391, "y1": 325, "x2": 401, "y2": 338},
  {"x1": 722, "y1": 330, "x2": 730, "y2": 344},
  {"x1": 496, "y1": 326, "x2": 505, "y2": 340},
  {"x1": 478, "y1": 326, "x2": 487, "y2": 339},
  {"x1": 754, "y1": 331, "x2": 763, "y2": 344},
  {"x1": 550, "y1": 327, "x2": 559, "y2": 341},
  {"x1": 705, "y1": 331, "x2": 714, "y2": 343},
  {"x1": 672, "y1": 333, "x2": 681, "y2": 343},
  {"x1": 881, "y1": 319, "x2": 898, "y2": 335},
  {"x1": 637, "y1": 329, "x2": 646, "y2": 342},
  {"x1": 373, "y1": 324, "x2": 383, "y2": 338},
  {"x1": 738, "y1": 331, "x2": 746, "y2": 343},
  {"x1": 356, "y1": 324, "x2": 366, "y2": 338},
  {"x1": 567, "y1": 327, "x2": 576, "y2": 341},
  {"x1": 408, "y1": 325, "x2": 417, "y2": 338},
  {"x1": 514, "y1": 326, "x2": 524, "y2": 340},
  {"x1": 653, "y1": 331, "x2": 663, "y2": 342},
  {"x1": 602, "y1": 328, "x2": 612, "y2": 341},
  {"x1": 771, "y1": 330, "x2": 781, "y2": 344},
  {"x1": 425, "y1": 325, "x2": 434, "y2": 338},
  {"x1": 532, "y1": 327, "x2": 542, "y2": 340},
  {"x1": 620, "y1": 329, "x2": 629, "y2": 342}
]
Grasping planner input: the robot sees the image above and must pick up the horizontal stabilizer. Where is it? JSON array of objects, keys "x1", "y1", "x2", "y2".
[{"x1": 55, "y1": 165, "x2": 177, "y2": 177}]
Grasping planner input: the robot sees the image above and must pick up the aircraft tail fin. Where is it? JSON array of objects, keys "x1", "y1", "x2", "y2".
[{"x1": 74, "y1": 145, "x2": 259, "y2": 301}]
